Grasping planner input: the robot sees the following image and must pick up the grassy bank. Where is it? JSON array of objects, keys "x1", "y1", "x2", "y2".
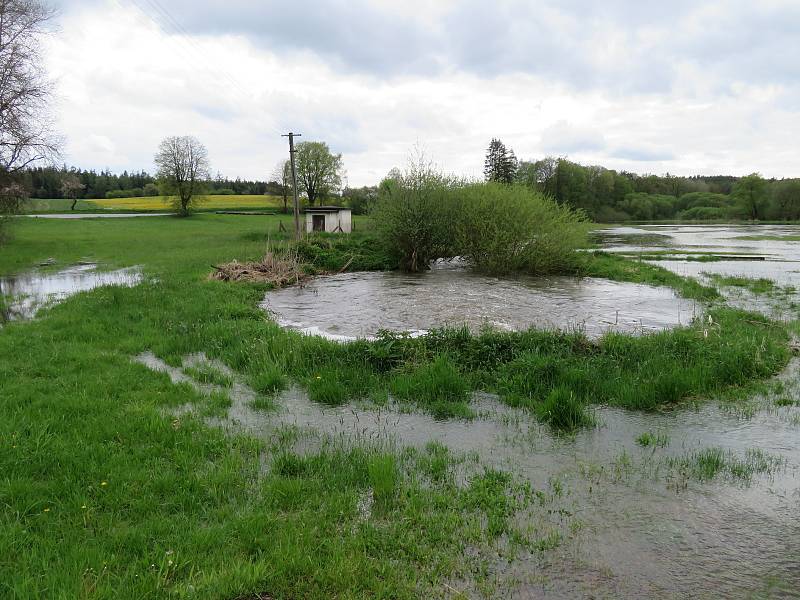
[{"x1": 0, "y1": 215, "x2": 793, "y2": 596}]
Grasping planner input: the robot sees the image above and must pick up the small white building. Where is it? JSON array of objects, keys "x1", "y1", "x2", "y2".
[{"x1": 305, "y1": 206, "x2": 352, "y2": 234}]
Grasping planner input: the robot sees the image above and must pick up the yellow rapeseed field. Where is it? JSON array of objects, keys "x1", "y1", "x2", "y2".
[{"x1": 93, "y1": 194, "x2": 284, "y2": 211}]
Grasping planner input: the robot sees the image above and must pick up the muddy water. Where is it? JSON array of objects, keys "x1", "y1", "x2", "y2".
[
  {"x1": 598, "y1": 223, "x2": 800, "y2": 287},
  {"x1": 135, "y1": 350, "x2": 800, "y2": 599},
  {"x1": 0, "y1": 264, "x2": 142, "y2": 321},
  {"x1": 263, "y1": 264, "x2": 698, "y2": 340},
  {"x1": 136, "y1": 224, "x2": 800, "y2": 597}
]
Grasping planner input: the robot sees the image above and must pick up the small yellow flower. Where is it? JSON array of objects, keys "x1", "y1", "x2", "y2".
[
  {"x1": 43, "y1": 508, "x2": 50, "y2": 513},
  {"x1": 101, "y1": 481, "x2": 108, "y2": 487},
  {"x1": 81, "y1": 505, "x2": 87, "y2": 510},
  {"x1": 315, "y1": 375, "x2": 322, "y2": 380}
]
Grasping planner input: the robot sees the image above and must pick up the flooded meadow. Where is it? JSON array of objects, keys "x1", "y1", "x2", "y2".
[
  {"x1": 0, "y1": 263, "x2": 142, "y2": 321},
  {"x1": 150, "y1": 224, "x2": 800, "y2": 597},
  {"x1": 4, "y1": 221, "x2": 799, "y2": 597}
]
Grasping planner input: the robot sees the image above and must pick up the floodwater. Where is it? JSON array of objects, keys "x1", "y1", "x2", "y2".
[
  {"x1": 135, "y1": 350, "x2": 800, "y2": 598},
  {"x1": 0, "y1": 264, "x2": 142, "y2": 321},
  {"x1": 236, "y1": 224, "x2": 800, "y2": 596},
  {"x1": 597, "y1": 223, "x2": 800, "y2": 286},
  {"x1": 22, "y1": 213, "x2": 171, "y2": 219},
  {"x1": 263, "y1": 263, "x2": 698, "y2": 340}
]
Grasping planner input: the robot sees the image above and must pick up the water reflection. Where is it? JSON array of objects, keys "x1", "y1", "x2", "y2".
[
  {"x1": 0, "y1": 264, "x2": 142, "y2": 321},
  {"x1": 598, "y1": 223, "x2": 800, "y2": 286}
]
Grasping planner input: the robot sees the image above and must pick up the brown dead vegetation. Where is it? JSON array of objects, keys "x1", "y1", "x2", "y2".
[{"x1": 210, "y1": 249, "x2": 307, "y2": 287}]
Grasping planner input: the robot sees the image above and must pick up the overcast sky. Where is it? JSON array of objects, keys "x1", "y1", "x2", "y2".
[{"x1": 48, "y1": 0, "x2": 799, "y2": 186}]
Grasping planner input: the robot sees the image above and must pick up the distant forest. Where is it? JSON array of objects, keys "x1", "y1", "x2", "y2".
[
  {"x1": 20, "y1": 159, "x2": 800, "y2": 222},
  {"x1": 514, "y1": 157, "x2": 800, "y2": 222},
  {"x1": 21, "y1": 167, "x2": 284, "y2": 200},
  {"x1": 483, "y1": 139, "x2": 800, "y2": 222}
]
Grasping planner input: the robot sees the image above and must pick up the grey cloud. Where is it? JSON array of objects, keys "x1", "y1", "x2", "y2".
[
  {"x1": 58, "y1": 0, "x2": 800, "y2": 96},
  {"x1": 540, "y1": 121, "x2": 606, "y2": 154},
  {"x1": 610, "y1": 146, "x2": 675, "y2": 162}
]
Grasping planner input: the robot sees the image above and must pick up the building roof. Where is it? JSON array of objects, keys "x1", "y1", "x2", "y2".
[{"x1": 304, "y1": 206, "x2": 351, "y2": 213}]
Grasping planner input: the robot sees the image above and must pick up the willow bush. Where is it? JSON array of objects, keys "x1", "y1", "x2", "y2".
[
  {"x1": 374, "y1": 166, "x2": 588, "y2": 274},
  {"x1": 372, "y1": 163, "x2": 460, "y2": 272},
  {"x1": 456, "y1": 183, "x2": 588, "y2": 275}
]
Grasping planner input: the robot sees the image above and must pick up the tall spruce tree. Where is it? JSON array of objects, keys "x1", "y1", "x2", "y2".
[{"x1": 484, "y1": 138, "x2": 517, "y2": 184}]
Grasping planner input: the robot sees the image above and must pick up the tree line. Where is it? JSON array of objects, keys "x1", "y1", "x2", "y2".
[
  {"x1": 20, "y1": 166, "x2": 284, "y2": 200},
  {"x1": 485, "y1": 139, "x2": 800, "y2": 222}
]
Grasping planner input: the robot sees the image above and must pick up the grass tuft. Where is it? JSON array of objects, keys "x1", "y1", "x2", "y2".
[
  {"x1": 636, "y1": 431, "x2": 670, "y2": 448},
  {"x1": 183, "y1": 364, "x2": 233, "y2": 388},
  {"x1": 670, "y1": 447, "x2": 784, "y2": 483},
  {"x1": 367, "y1": 454, "x2": 399, "y2": 509},
  {"x1": 390, "y1": 356, "x2": 472, "y2": 419},
  {"x1": 535, "y1": 386, "x2": 594, "y2": 431},
  {"x1": 707, "y1": 274, "x2": 776, "y2": 295}
]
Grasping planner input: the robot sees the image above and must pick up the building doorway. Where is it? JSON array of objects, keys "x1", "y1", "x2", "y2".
[{"x1": 312, "y1": 214, "x2": 325, "y2": 232}]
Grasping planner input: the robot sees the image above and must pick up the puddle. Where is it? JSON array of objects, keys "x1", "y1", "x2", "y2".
[
  {"x1": 262, "y1": 265, "x2": 698, "y2": 341},
  {"x1": 22, "y1": 213, "x2": 172, "y2": 219},
  {"x1": 0, "y1": 264, "x2": 142, "y2": 321},
  {"x1": 134, "y1": 350, "x2": 800, "y2": 599}
]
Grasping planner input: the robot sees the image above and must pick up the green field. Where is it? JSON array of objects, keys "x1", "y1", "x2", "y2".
[{"x1": 0, "y1": 215, "x2": 792, "y2": 597}]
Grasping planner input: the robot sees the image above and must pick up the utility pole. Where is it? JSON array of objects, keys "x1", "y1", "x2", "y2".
[{"x1": 282, "y1": 132, "x2": 302, "y2": 240}]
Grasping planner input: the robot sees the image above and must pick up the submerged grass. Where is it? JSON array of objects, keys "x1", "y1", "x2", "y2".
[
  {"x1": 183, "y1": 363, "x2": 233, "y2": 388},
  {"x1": 636, "y1": 431, "x2": 670, "y2": 448},
  {"x1": 669, "y1": 447, "x2": 784, "y2": 483},
  {"x1": 707, "y1": 274, "x2": 777, "y2": 295},
  {"x1": 578, "y1": 251, "x2": 719, "y2": 301}
]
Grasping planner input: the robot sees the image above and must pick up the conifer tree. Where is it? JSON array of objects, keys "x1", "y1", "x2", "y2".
[{"x1": 484, "y1": 138, "x2": 517, "y2": 184}]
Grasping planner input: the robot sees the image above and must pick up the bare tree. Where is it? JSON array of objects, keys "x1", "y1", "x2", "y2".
[
  {"x1": 271, "y1": 159, "x2": 292, "y2": 213},
  {"x1": 0, "y1": 0, "x2": 59, "y2": 233},
  {"x1": 154, "y1": 136, "x2": 210, "y2": 216},
  {"x1": 60, "y1": 172, "x2": 83, "y2": 210}
]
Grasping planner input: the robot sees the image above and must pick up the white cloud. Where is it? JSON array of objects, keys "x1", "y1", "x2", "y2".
[{"x1": 46, "y1": 0, "x2": 800, "y2": 184}]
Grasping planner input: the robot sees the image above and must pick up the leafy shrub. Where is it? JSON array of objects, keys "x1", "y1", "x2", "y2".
[
  {"x1": 678, "y1": 206, "x2": 729, "y2": 221},
  {"x1": 373, "y1": 158, "x2": 587, "y2": 274},
  {"x1": 372, "y1": 160, "x2": 461, "y2": 272},
  {"x1": 456, "y1": 183, "x2": 589, "y2": 275}
]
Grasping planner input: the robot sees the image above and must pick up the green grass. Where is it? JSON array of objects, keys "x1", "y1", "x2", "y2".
[
  {"x1": 183, "y1": 364, "x2": 234, "y2": 388},
  {"x1": 21, "y1": 198, "x2": 99, "y2": 212},
  {"x1": 534, "y1": 387, "x2": 594, "y2": 432},
  {"x1": 707, "y1": 274, "x2": 776, "y2": 295},
  {"x1": 249, "y1": 365, "x2": 287, "y2": 396},
  {"x1": 390, "y1": 356, "x2": 473, "y2": 419},
  {"x1": 578, "y1": 251, "x2": 720, "y2": 301},
  {"x1": 774, "y1": 398, "x2": 797, "y2": 407},
  {"x1": 0, "y1": 214, "x2": 794, "y2": 596},
  {"x1": 669, "y1": 448, "x2": 784, "y2": 483},
  {"x1": 636, "y1": 431, "x2": 670, "y2": 448}
]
